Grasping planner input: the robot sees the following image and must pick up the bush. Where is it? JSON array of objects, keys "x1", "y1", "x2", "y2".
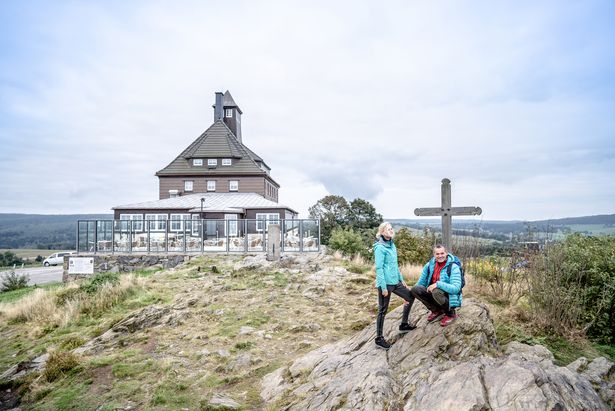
[
  {"x1": 79, "y1": 272, "x2": 120, "y2": 294},
  {"x1": 0, "y1": 251, "x2": 23, "y2": 267},
  {"x1": 1, "y1": 270, "x2": 29, "y2": 292},
  {"x1": 328, "y1": 228, "x2": 365, "y2": 257},
  {"x1": 394, "y1": 228, "x2": 434, "y2": 265},
  {"x1": 527, "y1": 234, "x2": 615, "y2": 343}
]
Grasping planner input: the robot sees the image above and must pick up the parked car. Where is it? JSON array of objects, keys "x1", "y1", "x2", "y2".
[{"x1": 43, "y1": 251, "x2": 76, "y2": 267}]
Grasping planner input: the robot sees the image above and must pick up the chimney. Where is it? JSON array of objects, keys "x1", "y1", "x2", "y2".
[{"x1": 213, "y1": 92, "x2": 223, "y2": 121}]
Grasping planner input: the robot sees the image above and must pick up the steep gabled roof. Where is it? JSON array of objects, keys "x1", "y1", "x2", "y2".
[
  {"x1": 156, "y1": 121, "x2": 270, "y2": 177},
  {"x1": 223, "y1": 90, "x2": 242, "y2": 114}
]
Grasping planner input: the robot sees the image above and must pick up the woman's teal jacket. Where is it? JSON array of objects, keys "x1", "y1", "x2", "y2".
[
  {"x1": 417, "y1": 254, "x2": 463, "y2": 308},
  {"x1": 373, "y1": 237, "x2": 403, "y2": 290}
]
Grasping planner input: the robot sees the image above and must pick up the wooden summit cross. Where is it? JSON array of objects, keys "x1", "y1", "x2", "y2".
[{"x1": 414, "y1": 178, "x2": 482, "y2": 251}]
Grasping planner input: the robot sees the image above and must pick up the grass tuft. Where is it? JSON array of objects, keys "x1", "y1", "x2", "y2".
[{"x1": 43, "y1": 351, "x2": 80, "y2": 382}]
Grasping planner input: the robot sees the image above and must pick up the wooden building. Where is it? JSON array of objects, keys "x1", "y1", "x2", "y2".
[{"x1": 113, "y1": 91, "x2": 297, "y2": 225}]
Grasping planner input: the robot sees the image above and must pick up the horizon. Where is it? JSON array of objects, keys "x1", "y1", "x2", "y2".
[
  {"x1": 1, "y1": 211, "x2": 614, "y2": 224},
  {"x1": 1, "y1": 1, "x2": 614, "y2": 220}
]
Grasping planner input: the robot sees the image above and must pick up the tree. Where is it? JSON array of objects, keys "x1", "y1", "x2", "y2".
[
  {"x1": 347, "y1": 198, "x2": 383, "y2": 230},
  {"x1": 308, "y1": 195, "x2": 350, "y2": 244},
  {"x1": 394, "y1": 228, "x2": 434, "y2": 265},
  {"x1": 329, "y1": 227, "x2": 365, "y2": 257}
]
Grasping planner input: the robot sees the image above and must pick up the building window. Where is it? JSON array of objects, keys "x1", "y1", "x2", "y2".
[
  {"x1": 170, "y1": 214, "x2": 190, "y2": 232},
  {"x1": 208, "y1": 159, "x2": 217, "y2": 166},
  {"x1": 193, "y1": 159, "x2": 203, "y2": 166},
  {"x1": 222, "y1": 158, "x2": 232, "y2": 166},
  {"x1": 256, "y1": 213, "x2": 280, "y2": 232},
  {"x1": 119, "y1": 214, "x2": 143, "y2": 232},
  {"x1": 229, "y1": 180, "x2": 238, "y2": 191},
  {"x1": 184, "y1": 180, "x2": 193, "y2": 192},
  {"x1": 207, "y1": 181, "x2": 216, "y2": 191},
  {"x1": 145, "y1": 214, "x2": 167, "y2": 232},
  {"x1": 225, "y1": 109, "x2": 233, "y2": 118}
]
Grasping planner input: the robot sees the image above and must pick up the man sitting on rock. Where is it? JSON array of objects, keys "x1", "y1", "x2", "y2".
[{"x1": 410, "y1": 244, "x2": 462, "y2": 326}]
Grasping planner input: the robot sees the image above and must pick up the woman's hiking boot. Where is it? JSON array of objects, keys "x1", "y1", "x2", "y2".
[
  {"x1": 399, "y1": 323, "x2": 416, "y2": 333},
  {"x1": 375, "y1": 337, "x2": 391, "y2": 350}
]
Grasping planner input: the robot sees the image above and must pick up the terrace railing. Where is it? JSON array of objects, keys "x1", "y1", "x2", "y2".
[{"x1": 76, "y1": 219, "x2": 320, "y2": 254}]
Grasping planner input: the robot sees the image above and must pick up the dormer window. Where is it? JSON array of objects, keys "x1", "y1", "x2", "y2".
[
  {"x1": 222, "y1": 159, "x2": 232, "y2": 166},
  {"x1": 208, "y1": 159, "x2": 217, "y2": 166},
  {"x1": 193, "y1": 159, "x2": 203, "y2": 166},
  {"x1": 225, "y1": 109, "x2": 233, "y2": 118}
]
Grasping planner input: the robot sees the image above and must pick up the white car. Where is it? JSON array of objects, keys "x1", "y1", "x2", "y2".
[{"x1": 43, "y1": 251, "x2": 76, "y2": 267}]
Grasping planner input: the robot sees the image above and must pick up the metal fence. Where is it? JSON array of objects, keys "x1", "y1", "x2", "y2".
[{"x1": 76, "y1": 219, "x2": 320, "y2": 254}]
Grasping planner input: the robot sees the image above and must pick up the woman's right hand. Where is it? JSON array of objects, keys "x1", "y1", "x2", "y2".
[{"x1": 381, "y1": 290, "x2": 389, "y2": 297}]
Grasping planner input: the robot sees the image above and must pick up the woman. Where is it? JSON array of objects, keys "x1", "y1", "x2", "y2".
[{"x1": 374, "y1": 222, "x2": 415, "y2": 349}]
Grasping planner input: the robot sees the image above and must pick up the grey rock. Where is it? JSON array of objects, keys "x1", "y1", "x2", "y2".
[
  {"x1": 567, "y1": 356, "x2": 589, "y2": 373},
  {"x1": 261, "y1": 299, "x2": 611, "y2": 411},
  {"x1": 217, "y1": 349, "x2": 231, "y2": 358},
  {"x1": 0, "y1": 353, "x2": 49, "y2": 382},
  {"x1": 239, "y1": 326, "x2": 255, "y2": 335},
  {"x1": 208, "y1": 393, "x2": 240, "y2": 410}
]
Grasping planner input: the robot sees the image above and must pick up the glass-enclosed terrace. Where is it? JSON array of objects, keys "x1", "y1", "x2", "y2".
[{"x1": 77, "y1": 219, "x2": 320, "y2": 253}]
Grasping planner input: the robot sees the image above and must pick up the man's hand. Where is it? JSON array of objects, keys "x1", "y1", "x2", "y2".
[
  {"x1": 381, "y1": 289, "x2": 389, "y2": 297},
  {"x1": 427, "y1": 283, "x2": 437, "y2": 293}
]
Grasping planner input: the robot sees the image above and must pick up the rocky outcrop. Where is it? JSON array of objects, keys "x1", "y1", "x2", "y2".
[{"x1": 261, "y1": 299, "x2": 613, "y2": 410}]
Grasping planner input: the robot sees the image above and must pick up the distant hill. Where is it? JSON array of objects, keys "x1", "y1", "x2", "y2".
[
  {"x1": 0, "y1": 214, "x2": 112, "y2": 249},
  {"x1": 389, "y1": 213, "x2": 615, "y2": 239}
]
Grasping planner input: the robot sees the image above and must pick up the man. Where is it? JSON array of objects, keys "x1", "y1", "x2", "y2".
[{"x1": 410, "y1": 244, "x2": 462, "y2": 326}]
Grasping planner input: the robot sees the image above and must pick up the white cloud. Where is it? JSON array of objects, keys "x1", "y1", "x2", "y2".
[{"x1": 0, "y1": 1, "x2": 613, "y2": 219}]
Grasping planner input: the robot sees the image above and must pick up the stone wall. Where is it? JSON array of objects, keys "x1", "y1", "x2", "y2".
[{"x1": 62, "y1": 254, "x2": 196, "y2": 282}]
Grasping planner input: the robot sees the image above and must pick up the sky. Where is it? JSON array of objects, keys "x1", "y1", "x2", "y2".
[{"x1": 0, "y1": 0, "x2": 614, "y2": 221}]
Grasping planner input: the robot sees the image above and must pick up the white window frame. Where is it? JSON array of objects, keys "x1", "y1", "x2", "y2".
[
  {"x1": 120, "y1": 214, "x2": 143, "y2": 232},
  {"x1": 225, "y1": 108, "x2": 233, "y2": 118},
  {"x1": 145, "y1": 214, "x2": 167, "y2": 232},
  {"x1": 229, "y1": 180, "x2": 238, "y2": 191},
  {"x1": 208, "y1": 159, "x2": 218, "y2": 166},
  {"x1": 191, "y1": 214, "x2": 201, "y2": 236},
  {"x1": 256, "y1": 213, "x2": 280, "y2": 232},
  {"x1": 207, "y1": 180, "x2": 216, "y2": 191},
  {"x1": 193, "y1": 159, "x2": 203, "y2": 166},
  {"x1": 170, "y1": 214, "x2": 190, "y2": 232},
  {"x1": 184, "y1": 180, "x2": 194, "y2": 192},
  {"x1": 225, "y1": 214, "x2": 238, "y2": 237},
  {"x1": 222, "y1": 158, "x2": 232, "y2": 166}
]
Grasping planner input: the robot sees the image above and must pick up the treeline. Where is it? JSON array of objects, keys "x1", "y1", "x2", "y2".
[{"x1": 0, "y1": 214, "x2": 112, "y2": 249}]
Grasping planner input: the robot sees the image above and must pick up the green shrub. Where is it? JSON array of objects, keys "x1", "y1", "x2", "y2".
[
  {"x1": 1, "y1": 270, "x2": 29, "y2": 292},
  {"x1": 79, "y1": 272, "x2": 120, "y2": 294},
  {"x1": 394, "y1": 228, "x2": 434, "y2": 265},
  {"x1": 329, "y1": 228, "x2": 365, "y2": 257},
  {"x1": 528, "y1": 234, "x2": 615, "y2": 344}
]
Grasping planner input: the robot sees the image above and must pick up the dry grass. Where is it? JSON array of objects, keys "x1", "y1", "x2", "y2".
[
  {"x1": 400, "y1": 263, "x2": 423, "y2": 282},
  {"x1": 0, "y1": 274, "x2": 146, "y2": 327}
]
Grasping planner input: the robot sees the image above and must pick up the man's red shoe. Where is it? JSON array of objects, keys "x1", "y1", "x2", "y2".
[
  {"x1": 440, "y1": 312, "x2": 458, "y2": 327},
  {"x1": 427, "y1": 311, "x2": 442, "y2": 322}
]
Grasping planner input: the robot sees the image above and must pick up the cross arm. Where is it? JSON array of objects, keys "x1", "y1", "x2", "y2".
[{"x1": 414, "y1": 206, "x2": 482, "y2": 217}]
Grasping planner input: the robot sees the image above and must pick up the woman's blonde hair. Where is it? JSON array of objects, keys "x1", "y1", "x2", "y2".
[{"x1": 376, "y1": 222, "x2": 392, "y2": 239}]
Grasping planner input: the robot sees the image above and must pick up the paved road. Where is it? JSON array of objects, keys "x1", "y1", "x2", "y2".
[{"x1": 0, "y1": 266, "x2": 63, "y2": 286}]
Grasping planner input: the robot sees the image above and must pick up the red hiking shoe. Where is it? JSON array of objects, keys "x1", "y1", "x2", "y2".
[
  {"x1": 427, "y1": 311, "x2": 442, "y2": 322},
  {"x1": 440, "y1": 312, "x2": 458, "y2": 327}
]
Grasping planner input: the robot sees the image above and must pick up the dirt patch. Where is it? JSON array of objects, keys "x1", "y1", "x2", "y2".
[
  {"x1": 88, "y1": 365, "x2": 113, "y2": 396},
  {"x1": 137, "y1": 334, "x2": 157, "y2": 354}
]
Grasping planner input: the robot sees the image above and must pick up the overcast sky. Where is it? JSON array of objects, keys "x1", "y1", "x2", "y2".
[{"x1": 1, "y1": 1, "x2": 614, "y2": 221}]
